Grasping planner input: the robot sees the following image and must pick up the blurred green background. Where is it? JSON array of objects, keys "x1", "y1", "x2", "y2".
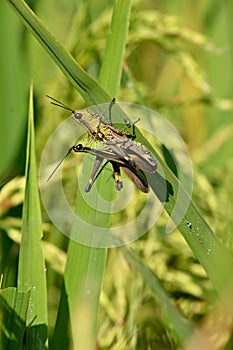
[{"x1": 0, "y1": 0, "x2": 233, "y2": 349}]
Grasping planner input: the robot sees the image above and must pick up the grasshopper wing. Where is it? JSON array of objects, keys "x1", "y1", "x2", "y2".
[
  {"x1": 107, "y1": 140, "x2": 157, "y2": 174},
  {"x1": 121, "y1": 166, "x2": 149, "y2": 193}
]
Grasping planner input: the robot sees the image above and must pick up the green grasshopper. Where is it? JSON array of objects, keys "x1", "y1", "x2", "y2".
[{"x1": 47, "y1": 96, "x2": 157, "y2": 193}]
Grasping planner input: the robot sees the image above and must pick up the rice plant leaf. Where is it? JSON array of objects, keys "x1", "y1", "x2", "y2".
[
  {"x1": 99, "y1": 0, "x2": 131, "y2": 96},
  {"x1": 0, "y1": 1, "x2": 28, "y2": 182},
  {"x1": 6, "y1": 0, "x2": 110, "y2": 106},
  {"x1": 147, "y1": 153, "x2": 233, "y2": 298},
  {"x1": 51, "y1": 2, "x2": 132, "y2": 349},
  {"x1": 0, "y1": 287, "x2": 30, "y2": 349},
  {"x1": 17, "y1": 84, "x2": 48, "y2": 346}
]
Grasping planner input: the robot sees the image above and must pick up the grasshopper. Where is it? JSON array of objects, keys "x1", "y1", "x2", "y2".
[{"x1": 47, "y1": 96, "x2": 157, "y2": 193}]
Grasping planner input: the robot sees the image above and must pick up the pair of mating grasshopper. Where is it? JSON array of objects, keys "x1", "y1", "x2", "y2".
[{"x1": 47, "y1": 96, "x2": 157, "y2": 193}]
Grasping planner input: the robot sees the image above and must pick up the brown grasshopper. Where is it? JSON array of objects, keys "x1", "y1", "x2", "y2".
[{"x1": 47, "y1": 96, "x2": 156, "y2": 193}]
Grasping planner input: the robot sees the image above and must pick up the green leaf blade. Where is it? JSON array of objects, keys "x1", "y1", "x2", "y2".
[
  {"x1": 51, "y1": 1, "x2": 132, "y2": 348},
  {"x1": 7, "y1": 0, "x2": 110, "y2": 106},
  {"x1": 99, "y1": 0, "x2": 131, "y2": 96},
  {"x1": 0, "y1": 287, "x2": 30, "y2": 350},
  {"x1": 17, "y1": 84, "x2": 48, "y2": 346}
]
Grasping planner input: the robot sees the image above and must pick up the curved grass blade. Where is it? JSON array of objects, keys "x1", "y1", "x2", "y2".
[
  {"x1": 146, "y1": 153, "x2": 233, "y2": 299},
  {"x1": 6, "y1": 0, "x2": 110, "y2": 106}
]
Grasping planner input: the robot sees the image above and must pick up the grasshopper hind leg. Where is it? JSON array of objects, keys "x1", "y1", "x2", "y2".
[
  {"x1": 84, "y1": 156, "x2": 104, "y2": 192},
  {"x1": 84, "y1": 159, "x2": 123, "y2": 192},
  {"x1": 111, "y1": 162, "x2": 123, "y2": 191}
]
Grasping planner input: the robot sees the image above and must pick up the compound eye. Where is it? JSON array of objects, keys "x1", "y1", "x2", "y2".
[
  {"x1": 73, "y1": 112, "x2": 82, "y2": 120},
  {"x1": 73, "y1": 144, "x2": 83, "y2": 152}
]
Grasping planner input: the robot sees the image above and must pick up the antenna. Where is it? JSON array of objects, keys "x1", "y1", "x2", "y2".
[
  {"x1": 46, "y1": 95, "x2": 116, "y2": 125},
  {"x1": 47, "y1": 147, "x2": 73, "y2": 181},
  {"x1": 46, "y1": 95, "x2": 74, "y2": 112}
]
